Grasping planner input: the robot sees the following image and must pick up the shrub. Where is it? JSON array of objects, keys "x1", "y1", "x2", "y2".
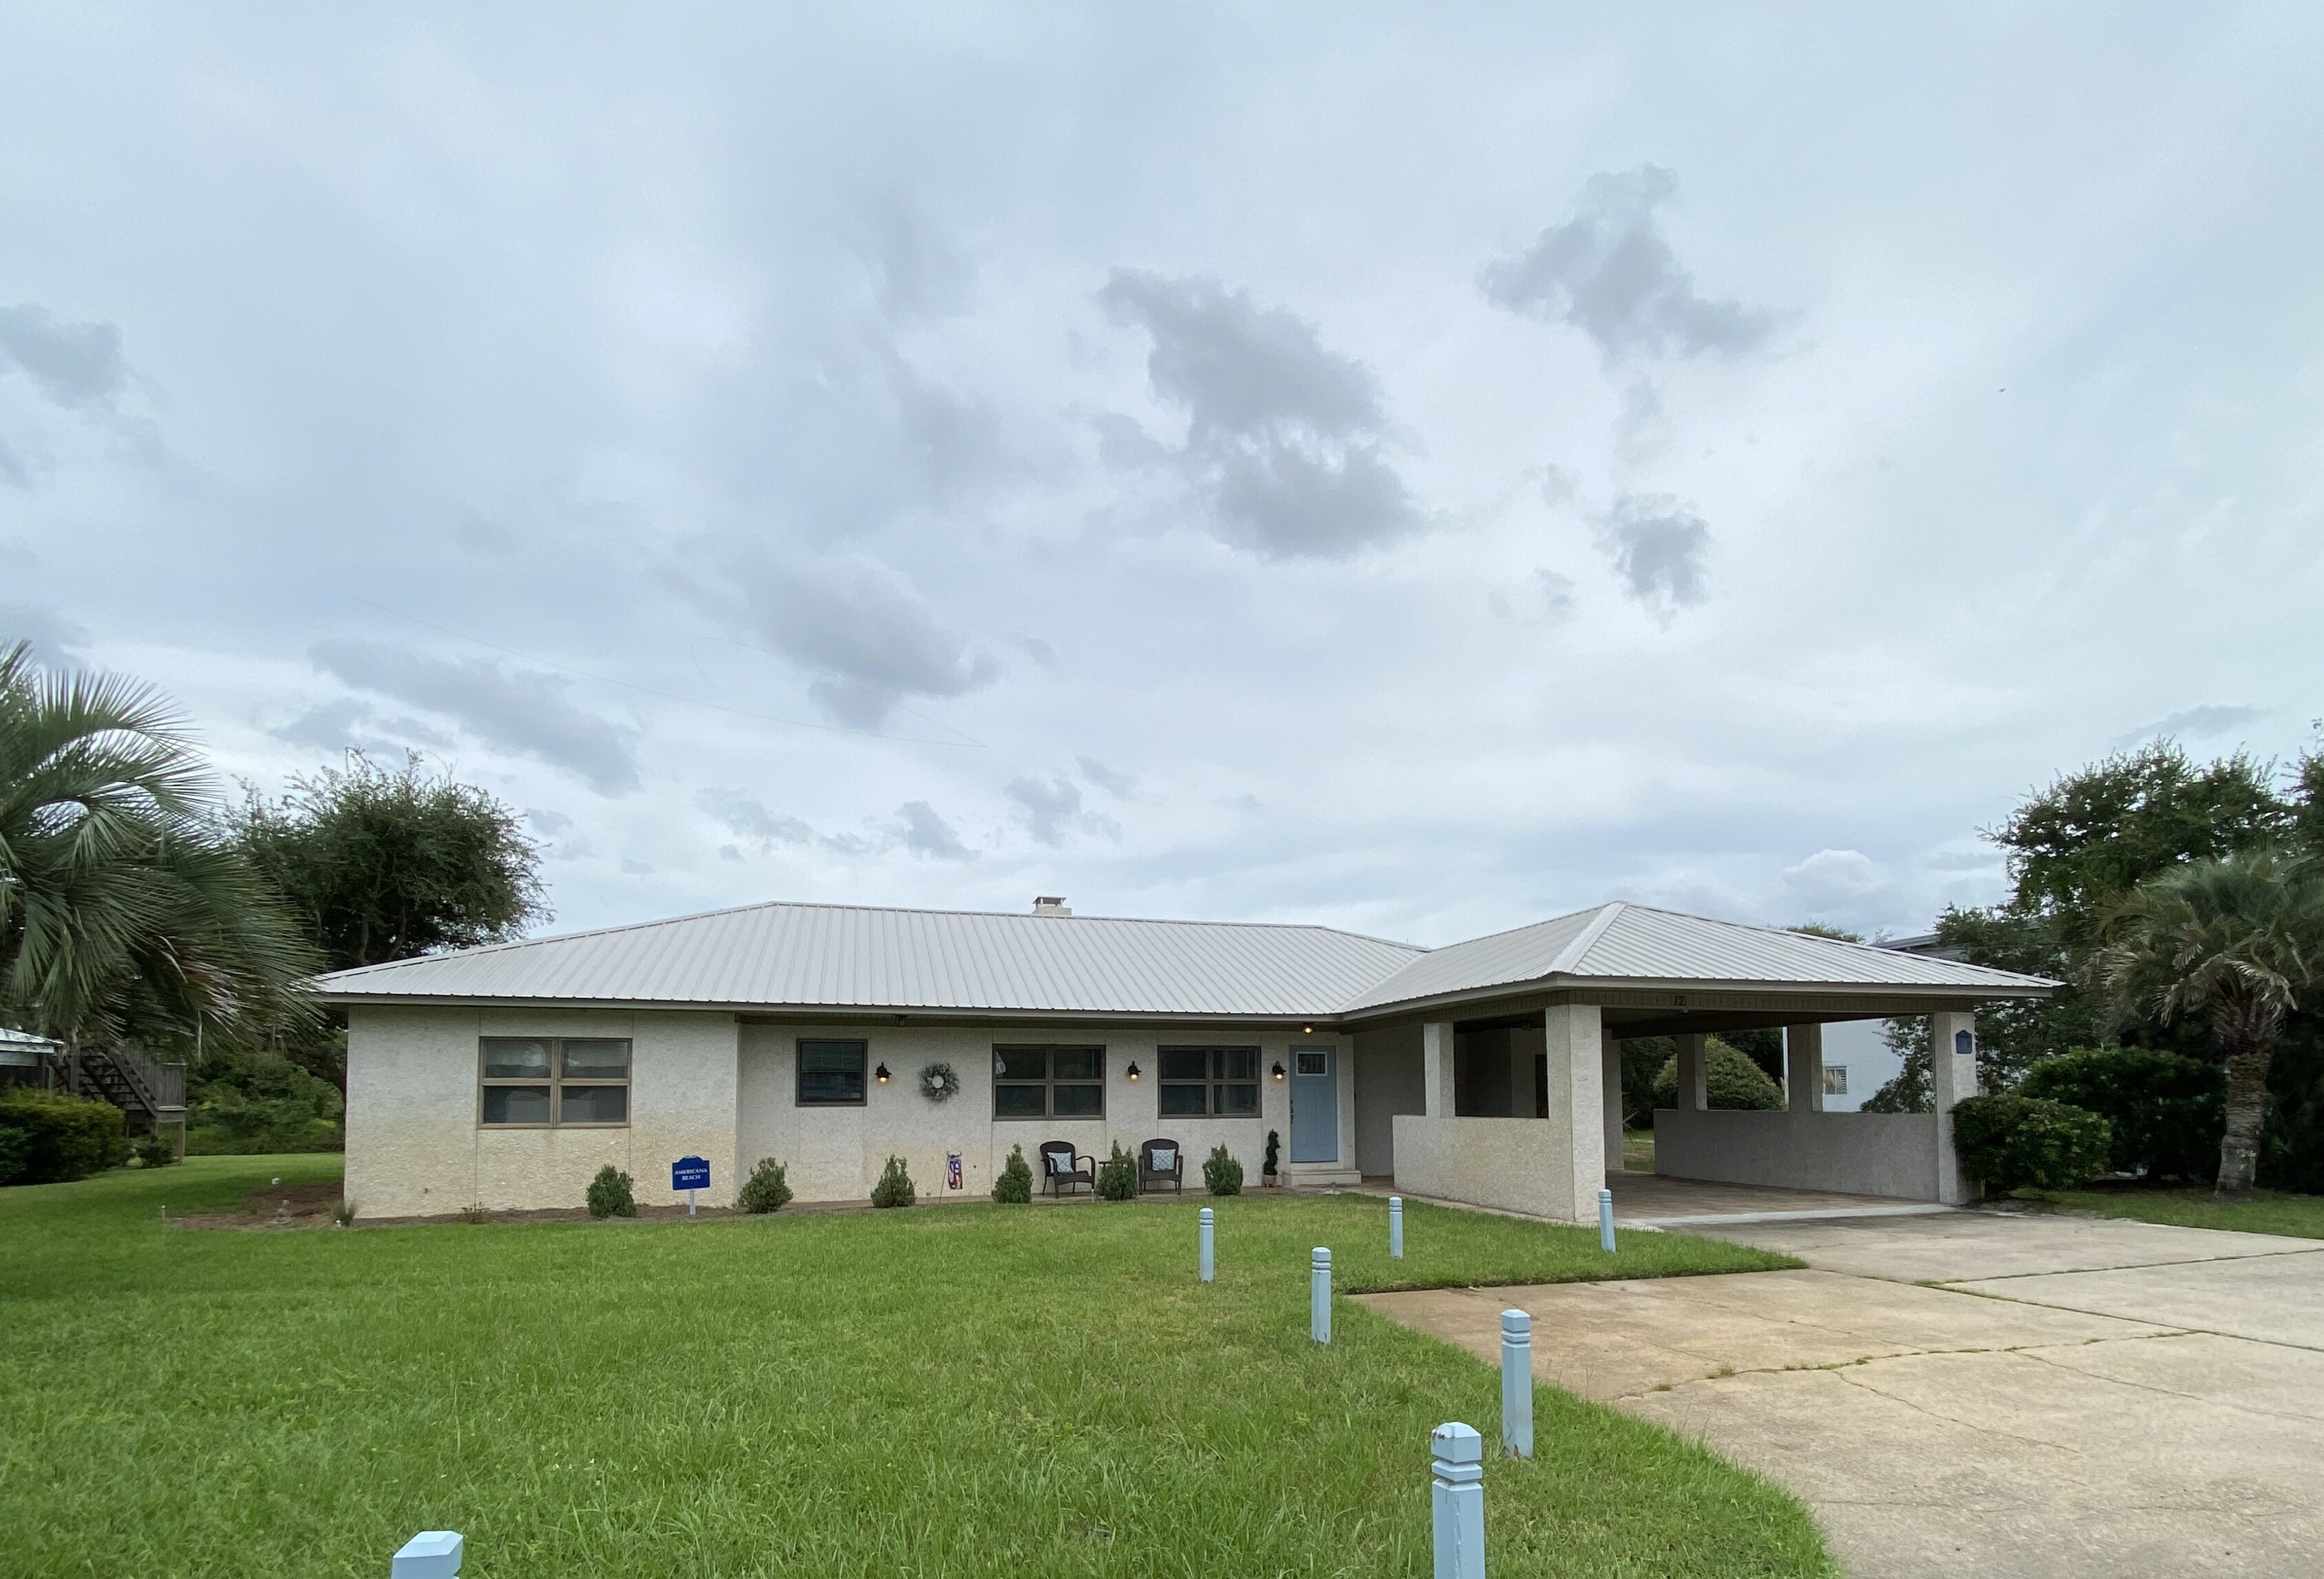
[
  {"x1": 456, "y1": 1202, "x2": 493, "y2": 1224},
  {"x1": 131, "y1": 1132, "x2": 179, "y2": 1169},
  {"x1": 1650, "y1": 1037, "x2": 1785, "y2": 1112},
  {"x1": 332, "y1": 1198, "x2": 358, "y2": 1227},
  {"x1": 586, "y1": 1165, "x2": 637, "y2": 1219},
  {"x1": 737, "y1": 1157, "x2": 793, "y2": 1214},
  {"x1": 1263, "y1": 1130, "x2": 1280, "y2": 1177},
  {"x1": 2018, "y1": 1046, "x2": 2225, "y2": 1182},
  {"x1": 992, "y1": 1143, "x2": 1033, "y2": 1204},
  {"x1": 0, "y1": 1124, "x2": 28, "y2": 1187},
  {"x1": 871, "y1": 1154, "x2": 915, "y2": 1209},
  {"x1": 183, "y1": 1048, "x2": 343, "y2": 1155},
  {"x1": 1202, "y1": 1143, "x2": 1244, "y2": 1196},
  {"x1": 1952, "y1": 1094, "x2": 2112, "y2": 1196},
  {"x1": 1095, "y1": 1141, "x2": 1138, "y2": 1201},
  {"x1": 0, "y1": 1089, "x2": 130, "y2": 1183}
]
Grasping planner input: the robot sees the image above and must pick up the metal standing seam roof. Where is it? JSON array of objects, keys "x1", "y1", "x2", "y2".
[{"x1": 309, "y1": 898, "x2": 2053, "y2": 1018}]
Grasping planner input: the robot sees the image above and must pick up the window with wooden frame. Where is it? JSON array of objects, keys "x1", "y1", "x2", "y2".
[
  {"x1": 478, "y1": 1037, "x2": 630, "y2": 1127},
  {"x1": 796, "y1": 1039, "x2": 868, "y2": 1106},
  {"x1": 1158, "y1": 1046, "x2": 1260, "y2": 1116},
  {"x1": 992, "y1": 1045, "x2": 1105, "y2": 1119}
]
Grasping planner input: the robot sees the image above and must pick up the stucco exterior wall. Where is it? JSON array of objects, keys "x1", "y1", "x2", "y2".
[
  {"x1": 1390, "y1": 1114, "x2": 1589, "y2": 1225},
  {"x1": 345, "y1": 1005, "x2": 739, "y2": 1218},
  {"x1": 1652, "y1": 1107, "x2": 1941, "y2": 1200},
  {"x1": 736, "y1": 1022, "x2": 1337, "y2": 1204},
  {"x1": 1353, "y1": 1024, "x2": 1423, "y2": 1175}
]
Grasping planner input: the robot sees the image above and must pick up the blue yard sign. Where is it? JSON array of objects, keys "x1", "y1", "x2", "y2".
[{"x1": 672, "y1": 1156, "x2": 711, "y2": 1191}]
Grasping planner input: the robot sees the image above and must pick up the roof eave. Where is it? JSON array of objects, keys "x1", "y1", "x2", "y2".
[
  {"x1": 1340, "y1": 971, "x2": 2058, "y2": 1021},
  {"x1": 319, "y1": 990, "x2": 1347, "y2": 1026}
]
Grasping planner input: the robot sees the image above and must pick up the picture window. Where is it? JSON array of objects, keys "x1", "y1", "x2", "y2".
[
  {"x1": 1157, "y1": 1046, "x2": 1259, "y2": 1117},
  {"x1": 992, "y1": 1045, "x2": 1105, "y2": 1119},
  {"x1": 478, "y1": 1037, "x2": 630, "y2": 1127}
]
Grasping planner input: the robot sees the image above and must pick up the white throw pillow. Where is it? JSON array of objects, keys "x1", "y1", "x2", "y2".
[
  {"x1": 1149, "y1": 1147, "x2": 1177, "y2": 1172},
  {"x1": 1045, "y1": 1152, "x2": 1075, "y2": 1174}
]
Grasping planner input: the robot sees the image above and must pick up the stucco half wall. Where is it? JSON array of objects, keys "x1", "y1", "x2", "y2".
[
  {"x1": 345, "y1": 1004, "x2": 740, "y2": 1219},
  {"x1": 1391, "y1": 1114, "x2": 1593, "y2": 1223},
  {"x1": 1652, "y1": 1107, "x2": 1942, "y2": 1201}
]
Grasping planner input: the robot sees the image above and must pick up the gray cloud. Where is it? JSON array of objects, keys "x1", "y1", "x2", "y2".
[
  {"x1": 893, "y1": 799, "x2": 974, "y2": 860},
  {"x1": 0, "y1": 600, "x2": 90, "y2": 661},
  {"x1": 1535, "y1": 570, "x2": 1579, "y2": 622},
  {"x1": 0, "y1": 304, "x2": 129, "y2": 410},
  {"x1": 862, "y1": 196, "x2": 976, "y2": 321},
  {"x1": 1098, "y1": 270, "x2": 1423, "y2": 558},
  {"x1": 727, "y1": 553, "x2": 997, "y2": 728},
  {"x1": 1596, "y1": 493, "x2": 1710, "y2": 617},
  {"x1": 1076, "y1": 755, "x2": 1134, "y2": 797},
  {"x1": 309, "y1": 641, "x2": 643, "y2": 794},
  {"x1": 2111, "y1": 704, "x2": 2268, "y2": 748},
  {"x1": 1005, "y1": 774, "x2": 1121, "y2": 845},
  {"x1": 1480, "y1": 166, "x2": 1777, "y2": 363},
  {"x1": 270, "y1": 697, "x2": 456, "y2": 757},
  {"x1": 696, "y1": 787, "x2": 815, "y2": 849}
]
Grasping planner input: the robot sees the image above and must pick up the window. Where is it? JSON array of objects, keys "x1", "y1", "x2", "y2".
[
  {"x1": 798, "y1": 1039, "x2": 868, "y2": 1106},
  {"x1": 992, "y1": 1045, "x2": 1105, "y2": 1119},
  {"x1": 1823, "y1": 1065, "x2": 1849, "y2": 1096},
  {"x1": 1158, "y1": 1046, "x2": 1259, "y2": 1116},
  {"x1": 479, "y1": 1037, "x2": 630, "y2": 1127}
]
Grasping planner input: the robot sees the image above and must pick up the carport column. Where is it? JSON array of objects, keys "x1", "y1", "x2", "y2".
[
  {"x1": 1930, "y1": 1010, "x2": 1979, "y2": 1205},
  {"x1": 1542, "y1": 1004, "x2": 1605, "y2": 1225},
  {"x1": 1672, "y1": 1031, "x2": 1708, "y2": 1111},
  {"x1": 1601, "y1": 1037, "x2": 1624, "y2": 1168},
  {"x1": 1784, "y1": 1024, "x2": 1824, "y2": 1113},
  {"x1": 1422, "y1": 1021, "x2": 1458, "y2": 1118}
]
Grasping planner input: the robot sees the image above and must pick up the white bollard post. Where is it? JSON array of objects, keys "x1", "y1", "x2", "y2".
[
  {"x1": 392, "y1": 1530, "x2": 462, "y2": 1578},
  {"x1": 1500, "y1": 1309, "x2": 1533, "y2": 1458},
  {"x1": 1598, "y1": 1186, "x2": 1617, "y2": 1253},
  {"x1": 1430, "y1": 1423, "x2": 1486, "y2": 1579},
  {"x1": 1199, "y1": 1206, "x2": 1215, "y2": 1283},
  {"x1": 1389, "y1": 1195, "x2": 1404, "y2": 1259},
  {"x1": 1311, "y1": 1246, "x2": 1332, "y2": 1344}
]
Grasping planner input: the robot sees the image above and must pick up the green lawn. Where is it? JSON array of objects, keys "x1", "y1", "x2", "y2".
[
  {"x1": 1, "y1": 1157, "x2": 1826, "y2": 1578},
  {"x1": 2034, "y1": 1184, "x2": 2324, "y2": 1240}
]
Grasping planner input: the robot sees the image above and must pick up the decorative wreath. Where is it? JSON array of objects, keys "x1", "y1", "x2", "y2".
[{"x1": 918, "y1": 1061, "x2": 962, "y2": 1103}]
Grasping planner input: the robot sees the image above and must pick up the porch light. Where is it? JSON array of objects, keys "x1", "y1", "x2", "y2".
[
  {"x1": 1126, "y1": 1061, "x2": 1141, "y2": 1081},
  {"x1": 1272, "y1": 1061, "x2": 1286, "y2": 1081},
  {"x1": 875, "y1": 1063, "x2": 891, "y2": 1084}
]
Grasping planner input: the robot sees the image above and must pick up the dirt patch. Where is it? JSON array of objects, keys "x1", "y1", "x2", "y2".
[{"x1": 169, "y1": 1180, "x2": 345, "y2": 1231}]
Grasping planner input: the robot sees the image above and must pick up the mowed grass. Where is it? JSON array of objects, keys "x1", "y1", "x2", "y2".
[
  {"x1": 2034, "y1": 1183, "x2": 2324, "y2": 1240},
  {"x1": 1, "y1": 1158, "x2": 1826, "y2": 1578}
]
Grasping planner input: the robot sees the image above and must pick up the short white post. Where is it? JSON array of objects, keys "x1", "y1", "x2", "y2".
[
  {"x1": 1598, "y1": 1187, "x2": 1616, "y2": 1253},
  {"x1": 687, "y1": 1187, "x2": 696, "y2": 1218},
  {"x1": 1389, "y1": 1195, "x2": 1404, "y2": 1260},
  {"x1": 392, "y1": 1530, "x2": 462, "y2": 1578},
  {"x1": 1311, "y1": 1246, "x2": 1332, "y2": 1344},
  {"x1": 1430, "y1": 1423, "x2": 1486, "y2": 1579},
  {"x1": 1500, "y1": 1309, "x2": 1533, "y2": 1458},
  {"x1": 1199, "y1": 1207, "x2": 1215, "y2": 1283}
]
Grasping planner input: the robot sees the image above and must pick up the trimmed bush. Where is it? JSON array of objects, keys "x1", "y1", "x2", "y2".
[
  {"x1": 131, "y1": 1132, "x2": 179, "y2": 1169},
  {"x1": 0, "y1": 1124, "x2": 28, "y2": 1187},
  {"x1": 1650, "y1": 1037, "x2": 1784, "y2": 1112},
  {"x1": 991, "y1": 1143, "x2": 1033, "y2": 1204},
  {"x1": 1095, "y1": 1141, "x2": 1138, "y2": 1201},
  {"x1": 736, "y1": 1156, "x2": 794, "y2": 1214},
  {"x1": 1202, "y1": 1143, "x2": 1244, "y2": 1196},
  {"x1": 0, "y1": 1088, "x2": 130, "y2": 1183},
  {"x1": 1952, "y1": 1094, "x2": 2112, "y2": 1196},
  {"x1": 586, "y1": 1165, "x2": 637, "y2": 1219},
  {"x1": 2018, "y1": 1046, "x2": 2226, "y2": 1182},
  {"x1": 1263, "y1": 1130, "x2": 1280, "y2": 1178},
  {"x1": 871, "y1": 1154, "x2": 915, "y2": 1208}
]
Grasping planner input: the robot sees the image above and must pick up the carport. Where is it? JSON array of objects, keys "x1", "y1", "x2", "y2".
[{"x1": 1341, "y1": 903, "x2": 2054, "y2": 1226}]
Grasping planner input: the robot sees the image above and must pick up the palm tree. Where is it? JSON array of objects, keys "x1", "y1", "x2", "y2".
[
  {"x1": 0, "y1": 642, "x2": 315, "y2": 1050},
  {"x1": 2088, "y1": 845, "x2": 2324, "y2": 1197}
]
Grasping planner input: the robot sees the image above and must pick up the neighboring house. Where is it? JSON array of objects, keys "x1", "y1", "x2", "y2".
[{"x1": 315, "y1": 897, "x2": 2051, "y2": 1222}]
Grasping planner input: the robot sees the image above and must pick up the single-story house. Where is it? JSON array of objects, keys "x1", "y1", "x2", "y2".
[{"x1": 315, "y1": 896, "x2": 2052, "y2": 1222}]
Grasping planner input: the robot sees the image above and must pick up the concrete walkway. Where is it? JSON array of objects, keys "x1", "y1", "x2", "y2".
[{"x1": 1354, "y1": 1210, "x2": 2324, "y2": 1578}]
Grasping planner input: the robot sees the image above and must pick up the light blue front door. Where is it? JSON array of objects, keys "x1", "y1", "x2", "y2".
[{"x1": 1289, "y1": 1046, "x2": 1339, "y2": 1163}]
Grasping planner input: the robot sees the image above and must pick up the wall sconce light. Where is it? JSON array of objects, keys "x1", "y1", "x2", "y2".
[
  {"x1": 1126, "y1": 1061, "x2": 1141, "y2": 1081},
  {"x1": 875, "y1": 1063, "x2": 891, "y2": 1084},
  {"x1": 1271, "y1": 1061, "x2": 1286, "y2": 1081},
  {"x1": 1301, "y1": 1024, "x2": 1313, "y2": 1035}
]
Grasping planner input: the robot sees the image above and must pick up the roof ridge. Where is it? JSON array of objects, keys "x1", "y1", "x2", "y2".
[
  {"x1": 1548, "y1": 901, "x2": 1625, "y2": 974},
  {"x1": 1571, "y1": 902, "x2": 2055, "y2": 986}
]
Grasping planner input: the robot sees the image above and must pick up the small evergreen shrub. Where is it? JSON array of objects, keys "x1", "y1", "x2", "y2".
[
  {"x1": 1202, "y1": 1143, "x2": 1243, "y2": 1196},
  {"x1": 1952, "y1": 1094, "x2": 2112, "y2": 1196},
  {"x1": 992, "y1": 1143, "x2": 1033, "y2": 1204},
  {"x1": 1095, "y1": 1141, "x2": 1138, "y2": 1200},
  {"x1": 586, "y1": 1165, "x2": 637, "y2": 1219},
  {"x1": 0, "y1": 1089, "x2": 130, "y2": 1183},
  {"x1": 456, "y1": 1202, "x2": 493, "y2": 1224},
  {"x1": 871, "y1": 1154, "x2": 915, "y2": 1208},
  {"x1": 0, "y1": 1124, "x2": 29, "y2": 1187},
  {"x1": 332, "y1": 1198, "x2": 358, "y2": 1227},
  {"x1": 131, "y1": 1132, "x2": 178, "y2": 1169},
  {"x1": 2018, "y1": 1046, "x2": 2226, "y2": 1182},
  {"x1": 1650, "y1": 1037, "x2": 1785, "y2": 1111},
  {"x1": 737, "y1": 1157, "x2": 794, "y2": 1214},
  {"x1": 1263, "y1": 1130, "x2": 1280, "y2": 1178}
]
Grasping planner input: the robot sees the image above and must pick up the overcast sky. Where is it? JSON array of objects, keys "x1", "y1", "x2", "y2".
[{"x1": 6, "y1": 4, "x2": 2321, "y2": 948}]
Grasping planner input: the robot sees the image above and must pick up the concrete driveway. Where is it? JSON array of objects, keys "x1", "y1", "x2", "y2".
[{"x1": 1354, "y1": 1210, "x2": 2324, "y2": 1578}]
